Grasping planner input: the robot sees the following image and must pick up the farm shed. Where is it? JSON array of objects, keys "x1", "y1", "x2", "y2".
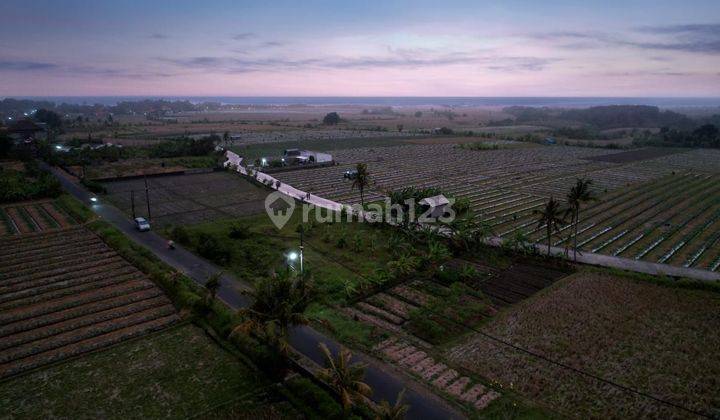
[
  {"x1": 283, "y1": 149, "x2": 333, "y2": 164},
  {"x1": 420, "y1": 194, "x2": 450, "y2": 218}
]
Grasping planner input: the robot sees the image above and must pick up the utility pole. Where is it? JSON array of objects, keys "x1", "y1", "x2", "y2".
[
  {"x1": 144, "y1": 176, "x2": 151, "y2": 220},
  {"x1": 130, "y1": 190, "x2": 136, "y2": 219},
  {"x1": 299, "y1": 227, "x2": 304, "y2": 275}
]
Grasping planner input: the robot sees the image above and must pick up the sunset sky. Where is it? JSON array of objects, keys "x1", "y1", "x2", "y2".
[{"x1": 1, "y1": 0, "x2": 719, "y2": 97}]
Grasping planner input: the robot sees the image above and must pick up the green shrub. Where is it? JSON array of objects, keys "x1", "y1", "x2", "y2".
[
  {"x1": 0, "y1": 168, "x2": 62, "y2": 203},
  {"x1": 81, "y1": 178, "x2": 107, "y2": 194},
  {"x1": 195, "y1": 232, "x2": 231, "y2": 264},
  {"x1": 229, "y1": 222, "x2": 251, "y2": 240},
  {"x1": 170, "y1": 225, "x2": 191, "y2": 244},
  {"x1": 283, "y1": 377, "x2": 346, "y2": 419}
]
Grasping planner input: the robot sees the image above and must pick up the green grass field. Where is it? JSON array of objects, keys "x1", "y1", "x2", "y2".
[
  {"x1": 165, "y1": 209, "x2": 400, "y2": 349},
  {"x1": 0, "y1": 324, "x2": 292, "y2": 419}
]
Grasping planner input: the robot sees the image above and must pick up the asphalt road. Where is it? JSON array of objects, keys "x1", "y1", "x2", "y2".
[{"x1": 47, "y1": 166, "x2": 463, "y2": 420}]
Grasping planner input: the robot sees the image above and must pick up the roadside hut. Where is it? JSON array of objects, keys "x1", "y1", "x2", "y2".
[{"x1": 419, "y1": 194, "x2": 450, "y2": 219}]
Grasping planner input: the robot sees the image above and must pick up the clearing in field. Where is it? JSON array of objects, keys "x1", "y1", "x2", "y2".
[
  {"x1": 102, "y1": 171, "x2": 269, "y2": 227},
  {"x1": 0, "y1": 323, "x2": 293, "y2": 418},
  {"x1": 0, "y1": 225, "x2": 179, "y2": 378},
  {"x1": 446, "y1": 271, "x2": 720, "y2": 418}
]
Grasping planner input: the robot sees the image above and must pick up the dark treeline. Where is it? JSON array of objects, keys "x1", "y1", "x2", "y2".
[
  {"x1": 499, "y1": 105, "x2": 696, "y2": 130},
  {"x1": 634, "y1": 124, "x2": 720, "y2": 148},
  {"x1": 0, "y1": 98, "x2": 222, "y2": 119}
]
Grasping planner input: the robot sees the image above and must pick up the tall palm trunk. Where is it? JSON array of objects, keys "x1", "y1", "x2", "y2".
[
  {"x1": 546, "y1": 223, "x2": 552, "y2": 255},
  {"x1": 360, "y1": 187, "x2": 364, "y2": 207},
  {"x1": 573, "y1": 208, "x2": 580, "y2": 261}
]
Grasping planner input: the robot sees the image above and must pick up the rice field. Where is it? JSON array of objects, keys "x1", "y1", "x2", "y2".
[
  {"x1": 273, "y1": 144, "x2": 720, "y2": 270},
  {"x1": 0, "y1": 226, "x2": 179, "y2": 378},
  {"x1": 102, "y1": 172, "x2": 269, "y2": 226},
  {"x1": 446, "y1": 271, "x2": 720, "y2": 418},
  {"x1": 0, "y1": 200, "x2": 77, "y2": 236}
]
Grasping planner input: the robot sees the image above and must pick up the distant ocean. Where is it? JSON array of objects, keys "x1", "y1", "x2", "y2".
[{"x1": 8, "y1": 96, "x2": 720, "y2": 107}]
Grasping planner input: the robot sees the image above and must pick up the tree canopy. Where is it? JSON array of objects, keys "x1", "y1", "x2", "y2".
[{"x1": 323, "y1": 112, "x2": 341, "y2": 125}]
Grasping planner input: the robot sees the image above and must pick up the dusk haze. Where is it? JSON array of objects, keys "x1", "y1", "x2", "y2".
[
  {"x1": 1, "y1": 2, "x2": 719, "y2": 420},
  {"x1": 2, "y1": 0, "x2": 720, "y2": 97}
]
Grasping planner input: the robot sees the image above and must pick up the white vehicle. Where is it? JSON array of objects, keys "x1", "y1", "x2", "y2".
[{"x1": 134, "y1": 217, "x2": 151, "y2": 232}]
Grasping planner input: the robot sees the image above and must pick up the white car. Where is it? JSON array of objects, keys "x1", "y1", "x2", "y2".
[{"x1": 134, "y1": 217, "x2": 150, "y2": 232}]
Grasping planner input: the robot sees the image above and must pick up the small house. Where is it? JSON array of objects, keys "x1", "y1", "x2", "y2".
[{"x1": 419, "y1": 194, "x2": 450, "y2": 219}]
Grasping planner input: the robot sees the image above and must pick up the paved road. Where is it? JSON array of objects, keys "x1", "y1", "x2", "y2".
[{"x1": 47, "y1": 166, "x2": 463, "y2": 420}]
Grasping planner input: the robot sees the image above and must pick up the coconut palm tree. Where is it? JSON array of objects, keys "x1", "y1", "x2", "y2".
[
  {"x1": 448, "y1": 214, "x2": 493, "y2": 252},
  {"x1": 534, "y1": 197, "x2": 566, "y2": 255},
  {"x1": 352, "y1": 163, "x2": 371, "y2": 207},
  {"x1": 233, "y1": 270, "x2": 312, "y2": 356},
  {"x1": 426, "y1": 239, "x2": 451, "y2": 267},
  {"x1": 566, "y1": 178, "x2": 594, "y2": 261},
  {"x1": 375, "y1": 389, "x2": 410, "y2": 420},
  {"x1": 318, "y1": 343, "x2": 373, "y2": 415}
]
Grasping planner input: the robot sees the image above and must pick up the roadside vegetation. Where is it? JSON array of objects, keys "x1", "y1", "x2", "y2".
[{"x1": 0, "y1": 160, "x2": 62, "y2": 203}]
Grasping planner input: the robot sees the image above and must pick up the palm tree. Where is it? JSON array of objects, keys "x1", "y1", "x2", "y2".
[
  {"x1": 426, "y1": 240, "x2": 451, "y2": 267},
  {"x1": 204, "y1": 271, "x2": 222, "y2": 304},
  {"x1": 375, "y1": 389, "x2": 410, "y2": 420},
  {"x1": 233, "y1": 271, "x2": 312, "y2": 356},
  {"x1": 566, "y1": 178, "x2": 594, "y2": 261},
  {"x1": 448, "y1": 214, "x2": 493, "y2": 252},
  {"x1": 352, "y1": 163, "x2": 371, "y2": 207},
  {"x1": 387, "y1": 253, "x2": 420, "y2": 278},
  {"x1": 534, "y1": 197, "x2": 566, "y2": 255},
  {"x1": 318, "y1": 343, "x2": 373, "y2": 415}
]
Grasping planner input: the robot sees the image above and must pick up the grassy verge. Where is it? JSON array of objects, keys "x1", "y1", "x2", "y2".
[{"x1": 163, "y1": 209, "x2": 403, "y2": 350}]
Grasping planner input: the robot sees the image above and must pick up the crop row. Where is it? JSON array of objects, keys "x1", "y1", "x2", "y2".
[
  {"x1": 0, "y1": 201, "x2": 76, "y2": 237},
  {"x1": 0, "y1": 226, "x2": 178, "y2": 378}
]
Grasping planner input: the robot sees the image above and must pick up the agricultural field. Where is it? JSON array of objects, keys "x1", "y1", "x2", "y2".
[
  {"x1": 345, "y1": 258, "x2": 571, "y2": 346},
  {"x1": 63, "y1": 104, "x2": 506, "y2": 144},
  {"x1": 273, "y1": 144, "x2": 720, "y2": 270},
  {"x1": 0, "y1": 323, "x2": 295, "y2": 418},
  {"x1": 446, "y1": 271, "x2": 720, "y2": 418},
  {"x1": 102, "y1": 171, "x2": 269, "y2": 227},
  {"x1": 68, "y1": 156, "x2": 219, "y2": 180},
  {"x1": 0, "y1": 199, "x2": 77, "y2": 236},
  {"x1": 0, "y1": 225, "x2": 179, "y2": 378}
]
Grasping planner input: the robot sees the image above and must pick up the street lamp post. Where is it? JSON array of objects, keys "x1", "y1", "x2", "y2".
[{"x1": 299, "y1": 228, "x2": 304, "y2": 275}]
